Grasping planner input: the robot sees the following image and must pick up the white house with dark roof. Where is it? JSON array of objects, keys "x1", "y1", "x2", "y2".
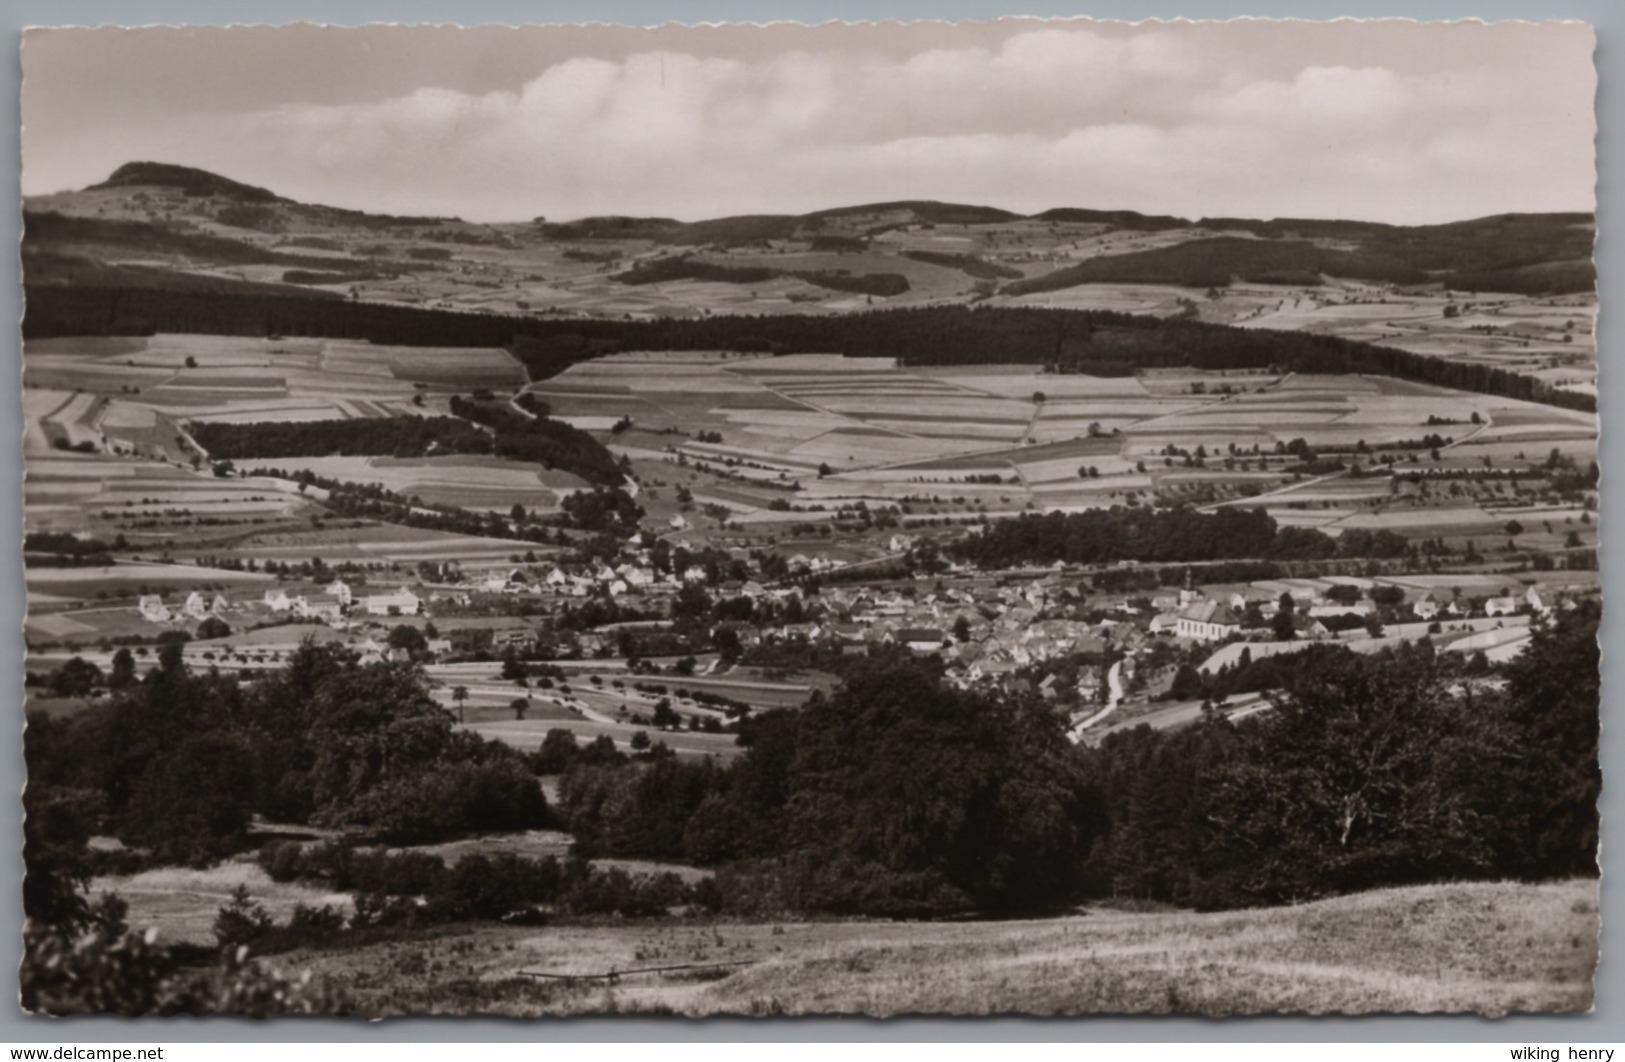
[
  {"x1": 137, "y1": 595, "x2": 171, "y2": 624},
  {"x1": 1175, "y1": 600, "x2": 1242, "y2": 642},
  {"x1": 365, "y1": 587, "x2": 422, "y2": 616},
  {"x1": 893, "y1": 627, "x2": 947, "y2": 652}
]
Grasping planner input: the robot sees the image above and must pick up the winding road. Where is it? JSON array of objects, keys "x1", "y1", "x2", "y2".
[{"x1": 1067, "y1": 658, "x2": 1125, "y2": 743}]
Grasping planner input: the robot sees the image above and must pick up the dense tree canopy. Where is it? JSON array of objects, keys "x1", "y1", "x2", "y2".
[
  {"x1": 21, "y1": 287, "x2": 1591, "y2": 413},
  {"x1": 26, "y1": 641, "x2": 548, "y2": 863},
  {"x1": 949, "y1": 505, "x2": 1340, "y2": 568},
  {"x1": 1080, "y1": 606, "x2": 1600, "y2": 909},
  {"x1": 557, "y1": 658, "x2": 1100, "y2": 917}
]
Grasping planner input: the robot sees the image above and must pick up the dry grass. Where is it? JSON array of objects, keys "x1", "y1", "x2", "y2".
[{"x1": 286, "y1": 878, "x2": 1596, "y2": 1018}]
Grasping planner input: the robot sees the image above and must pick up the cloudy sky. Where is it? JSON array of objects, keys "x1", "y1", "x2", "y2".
[{"x1": 21, "y1": 19, "x2": 1596, "y2": 224}]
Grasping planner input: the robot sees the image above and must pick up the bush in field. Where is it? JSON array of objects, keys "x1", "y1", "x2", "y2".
[
  {"x1": 275, "y1": 904, "x2": 347, "y2": 949},
  {"x1": 557, "y1": 755, "x2": 724, "y2": 860},
  {"x1": 347, "y1": 757, "x2": 549, "y2": 843},
  {"x1": 258, "y1": 840, "x2": 308, "y2": 884},
  {"x1": 426, "y1": 853, "x2": 560, "y2": 921},
  {"x1": 555, "y1": 862, "x2": 685, "y2": 918},
  {"x1": 212, "y1": 886, "x2": 274, "y2": 950}
]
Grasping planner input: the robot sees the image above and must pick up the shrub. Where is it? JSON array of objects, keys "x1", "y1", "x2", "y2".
[
  {"x1": 212, "y1": 886, "x2": 274, "y2": 950},
  {"x1": 427, "y1": 853, "x2": 560, "y2": 921}
]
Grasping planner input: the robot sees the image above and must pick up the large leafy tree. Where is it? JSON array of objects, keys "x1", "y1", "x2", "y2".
[
  {"x1": 1486, "y1": 606, "x2": 1601, "y2": 879},
  {"x1": 1204, "y1": 640, "x2": 1500, "y2": 904},
  {"x1": 759, "y1": 659, "x2": 1101, "y2": 916}
]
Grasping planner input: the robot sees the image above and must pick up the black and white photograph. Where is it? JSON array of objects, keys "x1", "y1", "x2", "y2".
[{"x1": 16, "y1": 17, "x2": 1601, "y2": 1019}]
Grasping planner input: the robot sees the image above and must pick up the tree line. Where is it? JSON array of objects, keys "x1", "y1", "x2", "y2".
[
  {"x1": 446, "y1": 395, "x2": 625, "y2": 485},
  {"x1": 21, "y1": 288, "x2": 1592, "y2": 413},
  {"x1": 947, "y1": 505, "x2": 1346, "y2": 568},
  {"x1": 192, "y1": 403, "x2": 623, "y2": 487},
  {"x1": 192, "y1": 416, "x2": 489, "y2": 460}
]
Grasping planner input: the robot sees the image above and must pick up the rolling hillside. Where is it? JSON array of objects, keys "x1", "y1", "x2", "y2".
[
  {"x1": 294, "y1": 878, "x2": 1599, "y2": 1017},
  {"x1": 25, "y1": 162, "x2": 1595, "y2": 313}
]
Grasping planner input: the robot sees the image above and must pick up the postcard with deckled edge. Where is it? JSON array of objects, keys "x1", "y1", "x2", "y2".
[{"x1": 17, "y1": 18, "x2": 1600, "y2": 1018}]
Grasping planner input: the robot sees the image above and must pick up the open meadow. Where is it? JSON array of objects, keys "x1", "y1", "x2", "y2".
[{"x1": 272, "y1": 878, "x2": 1596, "y2": 1017}]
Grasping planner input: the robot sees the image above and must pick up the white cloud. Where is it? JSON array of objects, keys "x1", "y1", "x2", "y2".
[
  {"x1": 34, "y1": 23, "x2": 1593, "y2": 224},
  {"x1": 1210, "y1": 66, "x2": 1414, "y2": 125}
]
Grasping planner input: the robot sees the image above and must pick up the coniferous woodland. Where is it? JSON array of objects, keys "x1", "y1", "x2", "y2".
[
  {"x1": 190, "y1": 404, "x2": 626, "y2": 486},
  {"x1": 191, "y1": 416, "x2": 490, "y2": 461},
  {"x1": 21, "y1": 285, "x2": 1595, "y2": 412}
]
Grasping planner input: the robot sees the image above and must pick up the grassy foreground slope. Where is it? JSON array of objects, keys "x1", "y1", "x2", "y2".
[{"x1": 305, "y1": 879, "x2": 1596, "y2": 1017}]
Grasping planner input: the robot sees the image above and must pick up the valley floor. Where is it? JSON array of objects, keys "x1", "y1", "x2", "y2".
[{"x1": 280, "y1": 878, "x2": 1597, "y2": 1019}]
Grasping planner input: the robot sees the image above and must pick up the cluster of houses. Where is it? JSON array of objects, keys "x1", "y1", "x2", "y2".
[
  {"x1": 459, "y1": 547, "x2": 858, "y2": 603},
  {"x1": 136, "y1": 579, "x2": 426, "y2": 631},
  {"x1": 261, "y1": 582, "x2": 424, "y2": 623},
  {"x1": 465, "y1": 562, "x2": 671, "y2": 600},
  {"x1": 136, "y1": 590, "x2": 230, "y2": 625},
  {"x1": 1144, "y1": 583, "x2": 1560, "y2": 644}
]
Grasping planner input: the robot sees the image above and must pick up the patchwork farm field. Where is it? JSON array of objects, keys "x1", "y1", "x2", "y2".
[
  {"x1": 203, "y1": 523, "x2": 541, "y2": 568},
  {"x1": 25, "y1": 450, "x2": 313, "y2": 537},
  {"x1": 538, "y1": 351, "x2": 1597, "y2": 545},
  {"x1": 21, "y1": 328, "x2": 1598, "y2": 578},
  {"x1": 237, "y1": 454, "x2": 586, "y2": 514},
  {"x1": 24, "y1": 334, "x2": 525, "y2": 426}
]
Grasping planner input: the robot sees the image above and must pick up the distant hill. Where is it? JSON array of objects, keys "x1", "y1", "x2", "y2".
[
  {"x1": 23, "y1": 160, "x2": 1597, "y2": 311},
  {"x1": 1003, "y1": 214, "x2": 1595, "y2": 296},
  {"x1": 91, "y1": 161, "x2": 285, "y2": 203},
  {"x1": 1002, "y1": 236, "x2": 1430, "y2": 293},
  {"x1": 1033, "y1": 206, "x2": 1191, "y2": 231},
  {"x1": 535, "y1": 200, "x2": 1024, "y2": 246}
]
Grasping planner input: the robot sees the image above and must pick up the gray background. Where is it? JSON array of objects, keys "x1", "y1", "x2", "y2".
[{"x1": 0, "y1": 0, "x2": 1615, "y2": 1043}]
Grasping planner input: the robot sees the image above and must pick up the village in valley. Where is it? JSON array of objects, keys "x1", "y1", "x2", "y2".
[
  {"x1": 24, "y1": 267, "x2": 1597, "y2": 758},
  {"x1": 61, "y1": 519, "x2": 1588, "y2": 752},
  {"x1": 16, "y1": 139, "x2": 1601, "y2": 1014}
]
